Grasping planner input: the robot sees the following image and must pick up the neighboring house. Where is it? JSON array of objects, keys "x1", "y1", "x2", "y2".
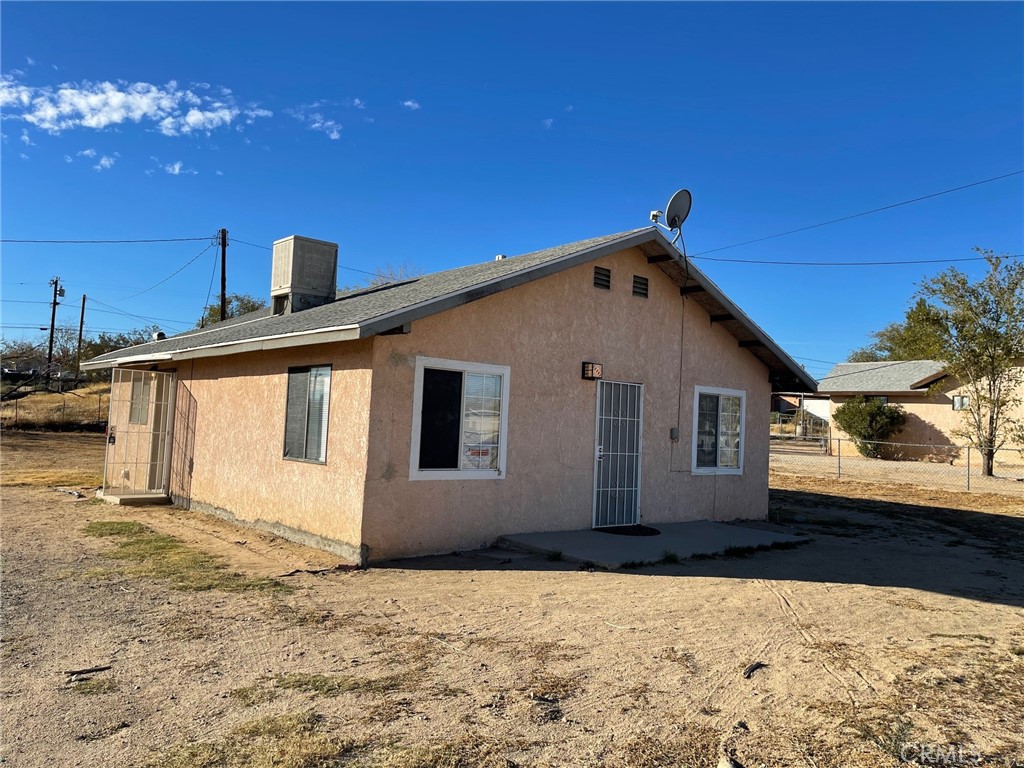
[
  {"x1": 84, "y1": 227, "x2": 814, "y2": 565},
  {"x1": 771, "y1": 392, "x2": 830, "y2": 422},
  {"x1": 818, "y1": 360, "x2": 1024, "y2": 459}
]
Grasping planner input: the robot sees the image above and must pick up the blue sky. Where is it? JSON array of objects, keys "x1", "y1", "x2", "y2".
[{"x1": 2, "y1": 2, "x2": 1021, "y2": 380}]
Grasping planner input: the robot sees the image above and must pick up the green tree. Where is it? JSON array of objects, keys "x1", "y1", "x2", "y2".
[
  {"x1": 196, "y1": 293, "x2": 268, "y2": 328},
  {"x1": 832, "y1": 396, "x2": 908, "y2": 458},
  {"x1": 918, "y1": 250, "x2": 1024, "y2": 476},
  {"x1": 848, "y1": 298, "x2": 946, "y2": 362}
]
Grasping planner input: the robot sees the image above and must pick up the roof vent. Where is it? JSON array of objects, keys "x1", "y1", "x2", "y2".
[
  {"x1": 593, "y1": 266, "x2": 611, "y2": 290},
  {"x1": 271, "y1": 235, "x2": 339, "y2": 315},
  {"x1": 495, "y1": 254, "x2": 507, "y2": 261}
]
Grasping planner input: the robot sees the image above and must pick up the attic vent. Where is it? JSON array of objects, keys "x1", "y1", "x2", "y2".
[
  {"x1": 632, "y1": 276, "x2": 649, "y2": 298},
  {"x1": 593, "y1": 266, "x2": 611, "y2": 290}
]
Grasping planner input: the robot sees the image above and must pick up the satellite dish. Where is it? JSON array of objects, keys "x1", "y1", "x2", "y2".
[{"x1": 665, "y1": 189, "x2": 692, "y2": 230}]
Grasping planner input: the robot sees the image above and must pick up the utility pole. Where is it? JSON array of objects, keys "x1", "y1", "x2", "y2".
[
  {"x1": 219, "y1": 228, "x2": 228, "y2": 322},
  {"x1": 46, "y1": 276, "x2": 64, "y2": 385},
  {"x1": 75, "y1": 294, "x2": 87, "y2": 381}
]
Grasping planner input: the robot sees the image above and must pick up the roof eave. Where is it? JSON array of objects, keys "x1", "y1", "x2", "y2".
[{"x1": 81, "y1": 324, "x2": 361, "y2": 371}]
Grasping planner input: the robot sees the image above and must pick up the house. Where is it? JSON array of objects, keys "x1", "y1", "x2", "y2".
[
  {"x1": 818, "y1": 360, "x2": 1024, "y2": 460},
  {"x1": 83, "y1": 227, "x2": 815, "y2": 565}
]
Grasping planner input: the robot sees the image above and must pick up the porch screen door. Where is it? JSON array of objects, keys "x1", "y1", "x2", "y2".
[{"x1": 593, "y1": 381, "x2": 643, "y2": 527}]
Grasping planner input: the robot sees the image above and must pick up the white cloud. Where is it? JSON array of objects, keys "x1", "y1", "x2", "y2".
[
  {"x1": 287, "y1": 103, "x2": 342, "y2": 140},
  {"x1": 401, "y1": 99, "x2": 421, "y2": 111},
  {"x1": 308, "y1": 114, "x2": 341, "y2": 139},
  {"x1": 0, "y1": 75, "x2": 270, "y2": 137},
  {"x1": 542, "y1": 118, "x2": 554, "y2": 129},
  {"x1": 19, "y1": 152, "x2": 29, "y2": 159},
  {"x1": 78, "y1": 148, "x2": 97, "y2": 157},
  {"x1": 163, "y1": 160, "x2": 197, "y2": 176},
  {"x1": 64, "y1": 154, "x2": 73, "y2": 163},
  {"x1": 565, "y1": 105, "x2": 574, "y2": 112},
  {"x1": 20, "y1": 129, "x2": 34, "y2": 145},
  {"x1": 352, "y1": 98, "x2": 366, "y2": 109},
  {"x1": 93, "y1": 155, "x2": 116, "y2": 171},
  {"x1": 244, "y1": 107, "x2": 273, "y2": 124},
  {"x1": 215, "y1": 170, "x2": 223, "y2": 176},
  {"x1": 25, "y1": 57, "x2": 35, "y2": 66}
]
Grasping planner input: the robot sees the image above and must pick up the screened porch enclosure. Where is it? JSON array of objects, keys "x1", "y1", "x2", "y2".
[{"x1": 103, "y1": 368, "x2": 175, "y2": 497}]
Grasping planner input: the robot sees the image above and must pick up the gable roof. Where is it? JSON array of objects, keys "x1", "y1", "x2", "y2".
[
  {"x1": 817, "y1": 360, "x2": 946, "y2": 394},
  {"x1": 83, "y1": 226, "x2": 815, "y2": 391}
]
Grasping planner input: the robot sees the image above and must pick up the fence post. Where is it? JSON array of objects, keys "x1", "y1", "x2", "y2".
[
  {"x1": 966, "y1": 446, "x2": 971, "y2": 491},
  {"x1": 837, "y1": 438, "x2": 842, "y2": 479}
]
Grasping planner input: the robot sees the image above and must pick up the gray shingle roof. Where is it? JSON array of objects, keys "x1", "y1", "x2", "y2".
[
  {"x1": 86, "y1": 229, "x2": 645, "y2": 366},
  {"x1": 82, "y1": 226, "x2": 815, "y2": 391},
  {"x1": 817, "y1": 360, "x2": 946, "y2": 393}
]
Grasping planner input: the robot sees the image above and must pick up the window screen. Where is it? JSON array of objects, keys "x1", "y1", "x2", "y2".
[
  {"x1": 284, "y1": 365, "x2": 331, "y2": 463},
  {"x1": 129, "y1": 375, "x2": 151, "y2": 424}
]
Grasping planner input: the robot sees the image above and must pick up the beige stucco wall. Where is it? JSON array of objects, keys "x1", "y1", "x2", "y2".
[
  {"x1": 360, "y1": 246, "x2": 772, "y2": 561},
  {"x1": 159, "y1": 340, "x2": 374, "y2": 561},
  {"x1": 828, "y1": 378, "x2": 1024, "y2": 460}
]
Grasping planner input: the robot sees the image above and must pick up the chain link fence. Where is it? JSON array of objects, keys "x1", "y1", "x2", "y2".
[{"x1": 770, "y1": 435, "x2": 1024, "y2": 496}]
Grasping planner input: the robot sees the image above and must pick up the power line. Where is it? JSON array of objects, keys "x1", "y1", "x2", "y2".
[
  {"x1": 689, "y1": 170, "x2": 1024, "y2": 258},
  {"x1": 118, "y1": 239, "x2": 218, "y2": 300},
  {"x1": 0, "y1": 236, "x2": 213, "y2": 245},
  {"x1": 87, "y1": 297, "x2": 191, "y2": 327},
  {"x1": 690, "y1": 253, "x2": 1023, "y2": 267}
]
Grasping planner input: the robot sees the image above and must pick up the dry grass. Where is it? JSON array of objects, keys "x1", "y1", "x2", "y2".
[
  {"x1": 375, "y1": 734, "x2": 528, "y2": 768},
  {"x1": 1, "y1": 429, "x2": 106, "y2": 486},
  {"x1": 71, "y1": 678, "x2": 119, "y2": 696},
  {"x1": 604, "y1": 727, "x2": 719, "y2": 768},
  {"x1": 0, "y1": 382, "x2": 109, "y2": 428},
  {"x1": 228, "y1": 685, "x2": 279, "y2": 707},
  {"x1": 83, "y1": 521, "x2": 290, "y2": 593},
  {"x1": 147, "y1": 712, "x2": 360, "y2": 768}
]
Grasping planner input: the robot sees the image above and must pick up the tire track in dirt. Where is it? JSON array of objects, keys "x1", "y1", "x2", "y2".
[{"x1": 758, "y1": 578, "x2": 877, "y2": 708}]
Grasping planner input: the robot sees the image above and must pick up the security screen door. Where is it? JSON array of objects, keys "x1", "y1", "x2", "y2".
[{"x1": 592, "y1": 381, "x2": 643, "y2": 527}]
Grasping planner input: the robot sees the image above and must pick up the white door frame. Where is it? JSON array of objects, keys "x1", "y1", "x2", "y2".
[{"x1": 591, "y1": 380, "x2": 643, "y2": 528}]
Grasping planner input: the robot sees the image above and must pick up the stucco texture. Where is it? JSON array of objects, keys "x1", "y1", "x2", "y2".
[
  {"x1": 361, "y1": 246, "x2": 771, "y2": 561},
  {"x1": 161, "y1": 340, "x2": 373, "y2": 558},
  {"x1": 828, "y1": 379, "x2": 1024, "y2": 460}
]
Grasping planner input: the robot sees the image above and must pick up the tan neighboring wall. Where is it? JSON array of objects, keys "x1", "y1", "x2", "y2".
[
  {"x1": 361, "y1": 246, "x2": 772, "y2": 561},
  {"x1": 161, "y1": 339, "x2": 374, "y2": 563},
  {"x1": 828, "y1": 377, "x2": 1024, "y2": 460}
]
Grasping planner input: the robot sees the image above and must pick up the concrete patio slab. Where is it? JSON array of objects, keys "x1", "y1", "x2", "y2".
[
  {"x1": 95, "y1": 491, "x2": 170, "y2": 506},
  {"x1": 498, "y1": 521, "x2": 808, "y2": 569}
]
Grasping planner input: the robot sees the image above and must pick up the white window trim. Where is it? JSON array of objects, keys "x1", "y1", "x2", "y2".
[
  {"x1": 409, "y1": 356, "x2": 511, "y2": 481},
  {"x1": 691, "y1": 385, "x2": 746, "y2": 476}
]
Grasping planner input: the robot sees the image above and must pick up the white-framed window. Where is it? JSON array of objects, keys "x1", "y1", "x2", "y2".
[
  {"x1": 410, "y1": 356, "x2": 510, "y2": 481},
  {"x1": 692, "y1": 386, "x2": 745, "y2": 475},
  {"x1": 952, "y1": 394, "x2": 970, "y2": 411},
  {"x1": 283, "y1": 365, "x2": 331, "y2": 463}
]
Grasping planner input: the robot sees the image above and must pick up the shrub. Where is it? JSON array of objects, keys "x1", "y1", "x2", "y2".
[{"x1": 832, "y1": 396, "x2": 907, "y2": 458}]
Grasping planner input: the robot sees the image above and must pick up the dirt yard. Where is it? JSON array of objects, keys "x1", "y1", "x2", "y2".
[{"x1": 2, "y1": 431, "x2": 1022, "y2": 767}]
